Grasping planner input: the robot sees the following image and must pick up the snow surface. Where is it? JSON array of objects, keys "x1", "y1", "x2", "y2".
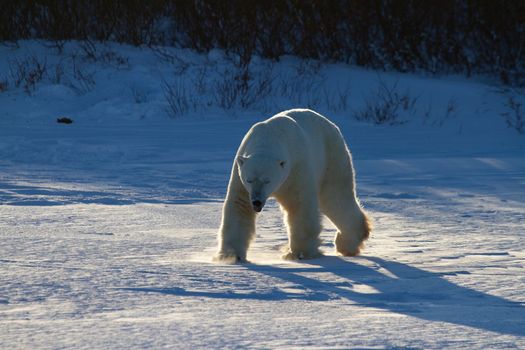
[{"x1": 1, "y1": 41, "x2": 525, "y2": 349}]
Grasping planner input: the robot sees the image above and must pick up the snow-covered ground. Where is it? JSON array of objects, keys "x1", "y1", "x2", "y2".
[{"x1": 1, "y1": 41, "x2": 524, "y2": 349}]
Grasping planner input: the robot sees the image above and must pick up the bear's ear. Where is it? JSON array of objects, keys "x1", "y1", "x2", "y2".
[
  {"x1": 237, "y1": 155, "x2": 248, "y2": 167},
  {"x1": 279, "y1": 160, "x2": 286, "y2": 168}
]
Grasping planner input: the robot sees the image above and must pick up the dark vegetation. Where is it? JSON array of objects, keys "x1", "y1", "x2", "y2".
[
  {"x1": 56, "y1": 117, "x2": 73, "y2": 124},
  {"x1": 1, "y1": 1, "x2": 524, "y2": 86}
]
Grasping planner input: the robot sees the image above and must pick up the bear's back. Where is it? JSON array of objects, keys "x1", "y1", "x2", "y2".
[
  {"x1": 274, "y1": 110, "x2": 344, "y2": 177},
  {"x1": 280, "y1": 109, "x2": 340, "y2": 137},
  {"x1": 243, "y1": 109, "x2": 344, "y2": 164},
  {"x1": 281, "y1": 109, "x2": 343, "y2": 149}
]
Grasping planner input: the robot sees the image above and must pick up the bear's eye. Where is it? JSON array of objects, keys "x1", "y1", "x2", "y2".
[
  {"x1": 263, "y1": 179, "x2": 270, "y2": 184},
  {"x1": 247, "y1": 179, "x2": 253, "y2": 184}
]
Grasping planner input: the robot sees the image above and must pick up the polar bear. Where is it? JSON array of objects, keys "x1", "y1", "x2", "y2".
[{"x1": 215, "y1": 109, "x2": 371, "y2": 262}]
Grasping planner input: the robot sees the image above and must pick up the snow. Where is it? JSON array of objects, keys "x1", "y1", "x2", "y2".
[{"x1": 1, "y1": 41, "x2": 524, "y2": 349}]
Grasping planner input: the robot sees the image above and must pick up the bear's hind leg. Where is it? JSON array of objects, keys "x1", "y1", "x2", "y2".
[{"x1": 320, "y1": 183, "x2": 371, "y2": 257}]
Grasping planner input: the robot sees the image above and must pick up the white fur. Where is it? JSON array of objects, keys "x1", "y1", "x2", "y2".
[{"x1": 215, "y1": 109, "x2": 371, "y2": 262}]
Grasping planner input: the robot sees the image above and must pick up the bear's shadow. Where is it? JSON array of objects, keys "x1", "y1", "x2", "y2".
[{"x1": 125, "y1": 256, "x2": 525, "y2": 337}]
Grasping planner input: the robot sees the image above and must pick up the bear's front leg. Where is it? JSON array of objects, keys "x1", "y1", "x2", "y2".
[
  {"x1": 278, "y1": 188, "x2": 322, "y2": 260},
  {"x1": 214, "y1": 172, "x2": 256, "y2": 263}
]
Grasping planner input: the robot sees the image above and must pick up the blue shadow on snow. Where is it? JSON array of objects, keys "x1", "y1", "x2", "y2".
[{"x1": 124, "y1": 256, "x2": 525, "y2": 337}]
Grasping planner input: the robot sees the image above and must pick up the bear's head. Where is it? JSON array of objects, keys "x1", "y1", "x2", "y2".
[{"x1": 237, "y1": 154, "x2": 289, "y2": 212}]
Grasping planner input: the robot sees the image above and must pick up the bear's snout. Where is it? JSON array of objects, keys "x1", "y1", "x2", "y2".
[{"x1": 252, "y1": 200, "x2": 264, "y2": 212}]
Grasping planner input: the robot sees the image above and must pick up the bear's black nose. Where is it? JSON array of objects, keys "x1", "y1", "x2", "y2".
[{"x1": 252, "y1": 200, "x2": 263, "y2": 212}]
